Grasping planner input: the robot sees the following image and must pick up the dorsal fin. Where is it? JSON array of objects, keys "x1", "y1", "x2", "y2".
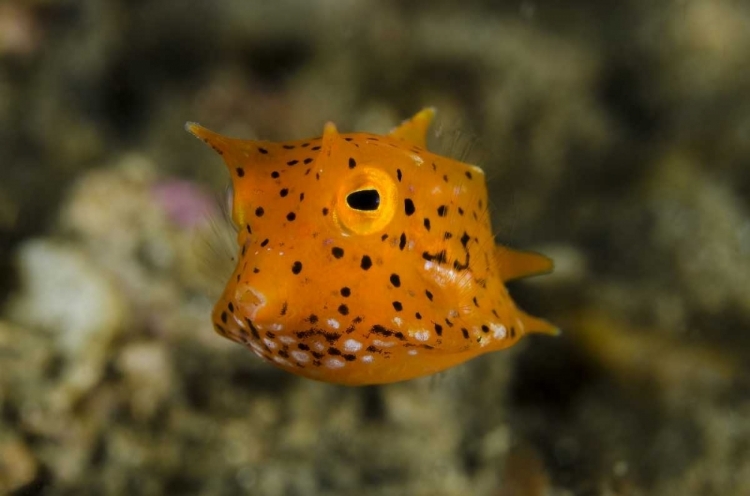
[
  {"x1": 496, "y1": 246, "x2": 554, "y2": 282},
  {"x1": 388, "y1": 107, "x2": 436, "y2": 148}
]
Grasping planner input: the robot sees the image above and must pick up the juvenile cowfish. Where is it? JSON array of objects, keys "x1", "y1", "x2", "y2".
[{"x1": 187, "y1": 109, "x2": 557, "y2": 385}]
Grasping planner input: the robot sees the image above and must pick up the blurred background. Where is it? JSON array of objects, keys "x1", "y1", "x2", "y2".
[{"x1": 1, "y1": 1, "x2": 749, "y2": 495}]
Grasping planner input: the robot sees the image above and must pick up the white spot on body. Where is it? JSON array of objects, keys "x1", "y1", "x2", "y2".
[
  {"x1": 408, "y1": 349, "x2": 418, "y2": 356},
  {"x1": 251, "y1": 347, "x2": 264, "y2": 359},
  {"x1": 411, "y1": 154, "x2": 424, "y2": 165},
  {"x1": 362, "y1": 354, "x2": 374, "y2": 363},
  {"x1": 343, "y1": 338, "x2": 362, "y2": 352},
  {"x1": 470, "y1": 164, "x2": 484, "y2": 175},
  {"x1": 431, "y1": 185, "x2": 442, "y2": 195},
  {"x1": 273, "y1": 356, "x2": 292, "y2": 367},
  {"x1": 262, "y1": 338, "x2": 277, "y2": 350},
  {"x1": 392, "y1": 317, "x2": 403, "y2": 326},
  {"x1": 291, "y1": 350, "x2": 310, "y2": 363},
  {"x1": 270, "y1": 323, "x2": 284, "y2": 331},
  {"x1": 453, "y1": 185, "x2": 463, "y2": 196},
  {"x1": 313, "y1": 342, "x2": 325, "y2": 352},
  {"x1": 373, "y1": 339, "x2": 395, "y2": 348},
  {"x1": 278, "y1": 335, "x2": 296, "y2": 345},
  {"x1": 327, "y1": 318, "x2": 340, "y2": 330},
  {"x1": 423, "y1": 261, "x2": 460, "y2": 287},
  {"x1": 324, "y1": 357, "x2": 345, "y2": 369},
  {"x1": 413, "y1": 329, "x2": 430, "y2": 342},
  {"x1": 491, "y1": 323, "x2": 507, "y2": 340}
]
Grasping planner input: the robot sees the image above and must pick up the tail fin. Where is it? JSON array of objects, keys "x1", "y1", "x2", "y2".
[{"x1": 496, "y1": 246, "x2": 554, "y2": 282}]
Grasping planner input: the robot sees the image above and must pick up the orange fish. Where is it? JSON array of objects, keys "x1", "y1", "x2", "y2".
[{"x1": 187, "y1": 109, "x2": 557, "y2": 385}]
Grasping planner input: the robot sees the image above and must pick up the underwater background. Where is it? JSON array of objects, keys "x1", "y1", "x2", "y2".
[{"x1": 1, "y1": 1, "x2": 749, "y2": 494}]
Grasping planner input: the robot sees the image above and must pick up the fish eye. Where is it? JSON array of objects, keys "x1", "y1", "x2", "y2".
[
  {"x1": 346, "y1": 189, "x2": 380, "y2": 211},
  {"x1": 334, "y1": 167, "x2": 398, "y2": 236}
]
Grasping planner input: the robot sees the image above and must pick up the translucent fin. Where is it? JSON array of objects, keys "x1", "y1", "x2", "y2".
[
  {"x1": 388, "y1": 107, "x2": 436, "y2": 148},
  {"x1": 517, "y1": 309, "x2": 560, "y2": 336},
  {"x1": 496, "y1": 246, "x2": 554, "y2": 282}
]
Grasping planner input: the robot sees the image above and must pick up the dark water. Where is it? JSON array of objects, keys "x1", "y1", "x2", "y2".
[{"x1": 1, "y1": 1, "x2": 749, "y2": 495}]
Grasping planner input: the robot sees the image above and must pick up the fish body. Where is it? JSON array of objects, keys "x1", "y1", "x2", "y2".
[{"x1": 187, "y1": 109, "x2": 556, "y2": 385}]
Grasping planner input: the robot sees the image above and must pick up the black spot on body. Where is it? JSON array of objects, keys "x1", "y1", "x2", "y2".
[
  {"x1": 292, "y1": 261, "x2": 303, "y2": 274},
  {"x1": 236, "y1": 167, "x2": 245, "y2": 177},
  {"x1": 304, "y1": 157, "x2": 313, "y2": 164},
  {"x1": 338, "y1": 304, "x2": 349, "y2": 316},
  {"x1": 415, "y1": 312, "x2": 422, "y2": 319},
  {"x1": 399, "y1": 233, "x2": 407, "y2": 250},
  {"x1": 283, "y1": 144, "x2": 295, "y2": 150},
  {"x1": 271, "y1": 171, "x2": 280, "y2": 178},
  {"x1": 392, "y1": 301, "x2": 403, "y2": 311},
  {"x1": 228, "y1": 302, "x2": 234, "y2": 313},
  {"x1": 308, "y1": 314, "x2": 318, "y2": 324},
  {"x1": 255, "y1": 207, "x2": 264, "y2": 217},
  {"x1": 361, "y1": 255, "x2": 372, "y2": 270},
  {"x1": 260, "y1": 238, "x2": 269, "y2": 247},
  {"x1": 422, "y1": 250, "x2": 448, "y2": 264},
  {"x1": 332, "y1": 247, "x2": 344, "y2": 259},
  {"x1": 397, "y1": 169, "x2": 402, "y2": 182},
  {"x1": 437, "y1": 205, "x2": 448, "y2": 217},
  {"x1": 404, "y1": 199, "x2": 415, "y2": 216},
  {"x1": 221, "y1": 311, "x2": 228, "y2": 324},
  {"x1": 258, "y1": 147, "x2": 268, "y2": 154},
  {"x1": 481, "y1": 325, "x2": 490, "y2": 333},
  {"x1": 343, "y1": 354, "x2": 356, "y2": 361},
  {"x1": 461, "y1": 232, "x2": 471, "y2": 247},
  {"x1": 328, "y1": 347, "x2": 342, "y2": 356},
  {"x1": 461, "y1": 328, "x2": 470, "y2": 339},
  {"x1": 348, "y1": 157, "x2": 357, "y2": 169},
  {"x1": 298, "y1": 343, "x2": 310, "y2": 351},
  {"x1": 340, "y1": 287, "x2": 351, "y2": 297},
  {"x1": 434, "y1": 323, "x2": 443, "y2": 336},
  {"x1": 280, "y1": 188, "x2": 288, "y2": 197},
  {"x1": 322, "y1": 207, "x2": 329, "y2": 216},
  {"x1": 389, "y1": 274, "x2": 401, "y2": 287},
  {"x1": 425, "y1": 290, "x2": 433, "y2": 301}
]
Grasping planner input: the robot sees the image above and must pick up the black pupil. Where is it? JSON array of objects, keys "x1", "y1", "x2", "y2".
[{"x1": 346, "y1": 189, "x2": 380, "y2": 211}]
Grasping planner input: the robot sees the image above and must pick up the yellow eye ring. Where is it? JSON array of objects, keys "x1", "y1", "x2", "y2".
[{"x1": 333, "y1": 167, "x2": 398, "y2": 236}]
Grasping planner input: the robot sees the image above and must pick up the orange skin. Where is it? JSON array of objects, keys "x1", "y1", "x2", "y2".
[{"x1": 187, "y1": 109, "x2": 557, "y2": 385}]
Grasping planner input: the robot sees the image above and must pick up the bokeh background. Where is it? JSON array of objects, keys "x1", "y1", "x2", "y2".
[{"x1": 1, "y1": 1, "x2": 749, "y2": 495}]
